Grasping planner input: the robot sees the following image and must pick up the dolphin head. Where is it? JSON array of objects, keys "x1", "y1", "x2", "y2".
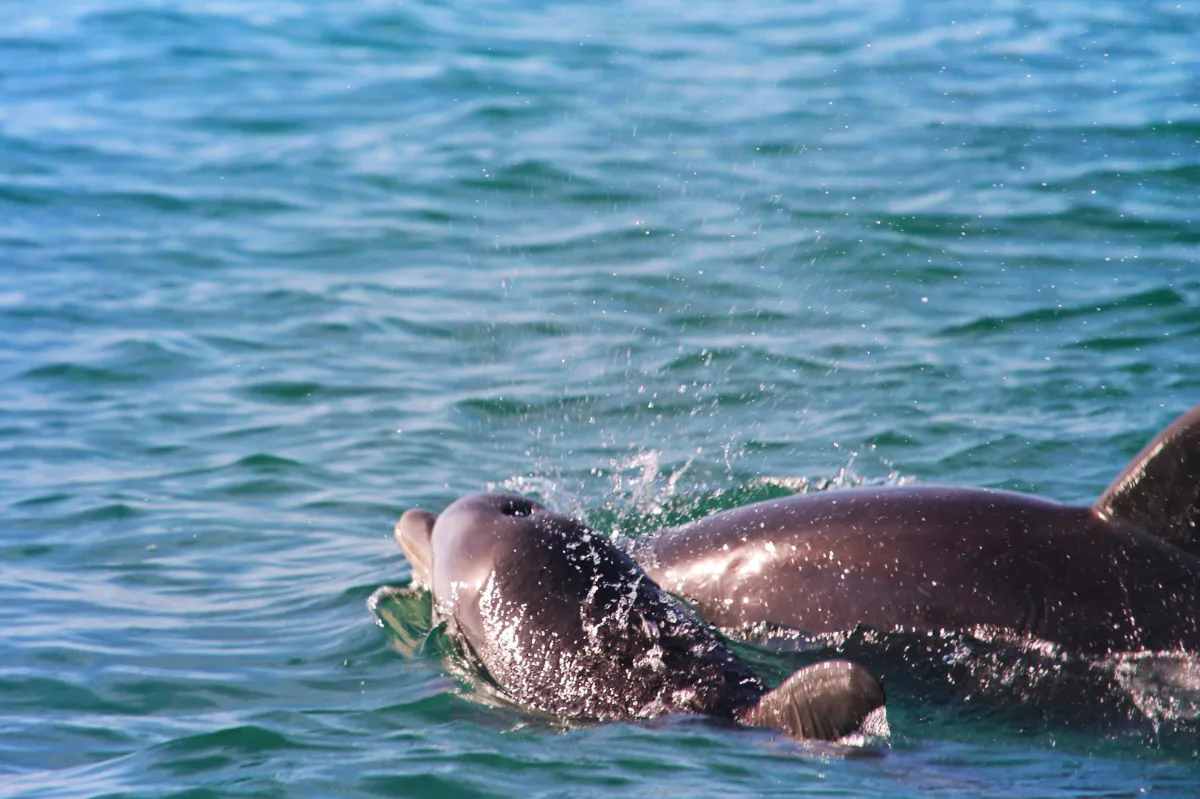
[{"x1": 394, "y1": 494, "x2": 541, "y2": 592}]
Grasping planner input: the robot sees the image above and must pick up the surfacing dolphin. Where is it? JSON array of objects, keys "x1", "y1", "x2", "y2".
[
  {"x1": 394, "y1": 493, "x2": 886, "y2": 741},
  {"x1": 631, "y1": 404, "x2": 1200, "y2": 656}
]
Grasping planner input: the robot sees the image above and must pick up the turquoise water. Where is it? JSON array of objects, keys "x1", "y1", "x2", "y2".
[{"x1": 3, "y1": 0, "x2": 1200, "y2": 795}]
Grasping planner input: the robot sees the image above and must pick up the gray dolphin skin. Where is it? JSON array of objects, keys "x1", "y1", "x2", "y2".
[
  {"x1": 394, "y1": 493, "x2": 886, "y2": 741},
  {"x1": 632, "y1": 404, "x2": 1200, "y2": 656}
]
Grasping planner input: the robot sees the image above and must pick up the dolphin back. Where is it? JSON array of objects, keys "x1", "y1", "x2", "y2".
[
  {"x1": 740, "y1": 660, "x2": 886, "y2": 741},
  {"x1": 1095, "y1": 403, "x2": 1200, "y2": 557}
]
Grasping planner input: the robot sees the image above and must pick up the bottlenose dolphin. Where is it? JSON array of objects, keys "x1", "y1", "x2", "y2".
[
  {"x1": 394, "y1": 493, "x2": 886, "y2": 740},
  {"x1": 631, "y1": 404, "x2": 1200, "y2": 656}
]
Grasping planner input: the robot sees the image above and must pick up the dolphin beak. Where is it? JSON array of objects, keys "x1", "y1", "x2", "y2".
[{"x1": 395, "y1": 509, "x2": 436, "y2": 589}]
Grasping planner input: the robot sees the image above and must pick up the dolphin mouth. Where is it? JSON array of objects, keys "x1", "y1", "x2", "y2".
[{"x1": 395, "y1": 509, "x2": 436, "y2": 588}]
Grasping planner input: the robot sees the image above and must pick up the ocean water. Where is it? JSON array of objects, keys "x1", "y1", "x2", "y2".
[{"x1": 3, "y1": 0, "x2": 1200, "y2": 796}]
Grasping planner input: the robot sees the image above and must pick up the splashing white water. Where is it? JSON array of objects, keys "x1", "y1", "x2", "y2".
[{"x1": 1110, "y1": 651, "x2": 1200, "y2": 725}]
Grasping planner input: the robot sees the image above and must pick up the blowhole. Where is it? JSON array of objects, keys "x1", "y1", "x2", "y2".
[{"x1": 498, "y1": 497, "x2": 535, "y2": 517}]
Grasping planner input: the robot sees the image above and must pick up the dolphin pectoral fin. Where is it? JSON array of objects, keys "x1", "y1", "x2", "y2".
[
  {"x1": 1095, "y1": 404, "x2": 1200, "y2": 557},
  {"x1": 740, "y1": 660, "x2": 886, "y2": 741}
]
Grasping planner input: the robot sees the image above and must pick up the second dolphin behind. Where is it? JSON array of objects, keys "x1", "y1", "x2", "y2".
[{"x1": 631, "y1": 404, "x2": 1200, "y2": 656}]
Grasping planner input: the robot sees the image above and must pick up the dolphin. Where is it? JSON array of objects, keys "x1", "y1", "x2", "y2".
[
  {"x1": 394, "y1": 493, "x2": 886, "y2": 740},
  {"x1": 630, "y1": 404, "x2": 1200, "y2": 656}
]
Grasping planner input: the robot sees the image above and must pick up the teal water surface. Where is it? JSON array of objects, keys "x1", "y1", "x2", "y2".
[{"x1": 3, "y1": 0, "x2": 1200, "y2": 796}]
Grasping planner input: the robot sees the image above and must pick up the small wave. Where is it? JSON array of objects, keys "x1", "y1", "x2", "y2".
[
  {"x1": 1065, "y1": 334, "x2": 1171, "y2": 352},
  {"x1": 359, "y1": 770, "x2": 530, "y2": 798},
  {"x1": 83, "y1": 7, "x2": 206, "y2": 34},
  {"x1": 21, "y1": 362, "x2": 142, "y2": 386},
  {"x1": 212, "y1": 477, "x2": 314, "y2": 500},
  {"x1": 457, "y1": 393, "x2": 595, "y2": 422},
  {"x1": 63, "y1": 502, "x2": 145, "y2": 523},
  {"x1": 239, "y1": 380, "x2": 324, "y2": 403},
  {"x1": 937, "y1": 287, "x2": 1187, "y2": 338},
  {"x1": 231, "y1": 453, "x2": 305, "y2": 471},
  {"x1": 152, "y1": 724, "x2": 314, "y2": 762},
  {"x1": 0, "y1": 676, "x2": 117, "y2": 714},
  {"x1": 12, "y1": 492, "x2": 72, "y2": 508}
]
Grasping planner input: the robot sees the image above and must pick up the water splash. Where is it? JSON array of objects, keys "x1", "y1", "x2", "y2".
[
  {"x1": 1109, "y1": 651, "x2": 1200, "y2": 727},
  {"x1": 368, "y1": 585, "x2": 437, "y2": 659}
]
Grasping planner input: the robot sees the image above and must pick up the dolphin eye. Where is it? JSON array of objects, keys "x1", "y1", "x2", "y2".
[{"x1": 497, "y1": 497, "x2": 534, "y2": 517}]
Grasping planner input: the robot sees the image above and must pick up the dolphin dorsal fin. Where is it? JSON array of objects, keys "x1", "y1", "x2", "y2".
[
  {"x1": 1095, "y1": 404, "x2": 1200, "y2": 557},
  {"x1": 740, "y1": 660, "x2": 885, "y2": 741}
]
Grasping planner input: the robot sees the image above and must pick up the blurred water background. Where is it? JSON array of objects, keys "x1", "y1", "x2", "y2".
[{"x1": 3, "y1": 0, "x2": 1200, "y2": 796}]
